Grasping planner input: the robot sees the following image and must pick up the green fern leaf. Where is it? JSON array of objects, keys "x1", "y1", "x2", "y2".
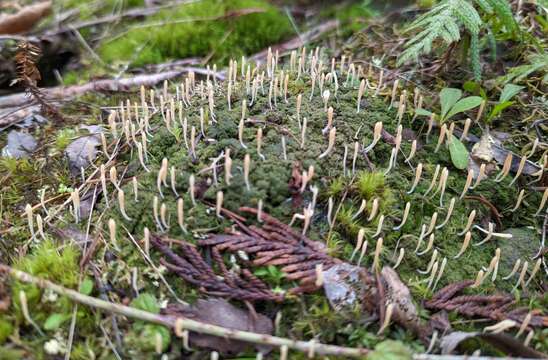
[
  {"x1": 398, "y1": 0, "x2": 483, "y2": 66},
  {"x1": 474, "y1": 0, "x2": 493, "y2": 13},
  {"x1": 486, "y1": 0, "x2": 519, "y2": 34},
  {"x1": 470, "y1": 33, "x2": 481, "y2": 81},
  {"x1": 453, "y1": 0, "x2": 482, "y2": 34}
]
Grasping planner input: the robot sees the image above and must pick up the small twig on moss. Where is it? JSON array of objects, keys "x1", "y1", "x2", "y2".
[{"x1": 0, "y1": 265, "x2": 370, "y2": 358}]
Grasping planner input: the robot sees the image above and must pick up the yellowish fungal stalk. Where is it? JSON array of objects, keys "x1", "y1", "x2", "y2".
[
  {"x1": 509, "y1": 155, "x2": 526, "y2": 186},
  {"x1": 224, "y1": 149, "x2": 232, "y2": 185},
  {"x1": 108, "y1": 218, "x2": 117, "y2": 247},
  {"x1": 364, "y1": 122, "x2": 382, "y2": 153},
  {"x1": 454, "y1": 231, "x2": 472, "y2": 259},
  {"x1": 471, "y1": 163, "x2": 486, "y2": 189},
  {"x1": 510, "y1": 189, "x2": 525, "y2": 212},
  {"x1": 372, "y1": 237, "x2": 383, "y2": 270},
  {"x1": 417, "y1": 233, "x2": 435, "y2": 256},
  {"x1": 512, "y1": 260, "x2": 528, "y2": 291},
  {"x1": 393, "y1": 248, "x2": 405, "y2": 269},
  {"x1": 408, "y1": 163, "x2": 423, "y2": 194},
  {"x1": 432, "y1": 257, "x2": 447, "y2": 290},
  {"x1": 460, "y1": 118, "x2": 471, "y2": 141},
  {"x1": 373, "y1": 215, "x2": 385, "y2": 237},
  {"x1": 257, "y1": 199, "x2": 263, "y2": 223},
  {"x1": 189, "y1": 175, "x2": 196, "y2": 206},
  {"x1": 350, "y1": 228, "x2": 366, "y2": 261},
  {"x1": 534, "y1": 188, "x2": 548, "y2": 215},
  {"x1": 216, "y1": 191, "x2": 223, "y2": 218},
  {"x1": 117, "y1": 189, "x2": 131, "y2": 221},
  {"x1": 377, "y1": 303, "x2": 394, "y2": 335},
  {"x1": 525, "y1": 258, "x2": 541, "y2": 286},
  {"x1": 71, "y1": 190, "x2": 80, "y2": 223},
  {"x1": 384, "y1": 147, "x2": 397, "y2": 175},
  {"x1": 368, "y1": 198, "x2": 379, "y2": 222},
  {"x1": 436, "y1": 197, "x2": 456, "y2": 230},
  {"x1": 516, "y1": 312, "x2": 532, "y2": 337},
  {"x1": 393, "y1": 202, "x2": 410, "y2": 230},
  {"x1": 160, "y1": 202, "x2": 169, "y2": 229},
  {"x1": 243, "y1": 154, "x2": 251, "y2": 190},
  {"x1": 25, "y1": 203, "x2": 35, "y2": 238},
  {"x1": 318, "y1": 127, "x2": 336, "y2": 159},
  {"x1": 483, "y1": 320, "x2": 517, "y2": 334},
  {"x1": 419, "y1": 249, "x2": 438, "y2": 274},
  {"x1": 100, "y1": 165, "x2": 109, "y2": 206},
  {"x1": 424, "y1": 164, "x2": 440, "y2": 196},
  {"x1": 458, "y1": 210, "x2": 476, "y2": 236},
  {"x1": 426, "y1": 261, "x2": 439, "y2": 290},
  {"x1": 357, "y1": 79, "x2": 365, "y2": 113},
  {"x1": 426, "y1": 212, "x2": 438, "y2": 235},
  {"x1": 502, "y1": 258, "x2": 521, "y2": 280},
  {"x1": 36, "y1": 214, "x2": 45, "y2": 240},
  {"x1": 143, "y1": 227, "x2": 150, "y2": 256},
  {"x1": 405, "y1": 140, "x2": 417, "y2": 163},
  {"x1": 300, "y1": 117, "x2": 307, "y2": 149},
  {"x1": 177, "y1": 198, "x2": 185, "y2": 232},
  {"x1": 472, "y1": 269, "x2": 486, "y2": 288},
  {"x1": 257, "y1": 128, "x2": 265, "y2": 160},
  {"x1": 434, "y1": 124, "x2": 447, "y2": 153},
  {"x1": 315, "y1": 264, "x2": 324, "y2": 287}
]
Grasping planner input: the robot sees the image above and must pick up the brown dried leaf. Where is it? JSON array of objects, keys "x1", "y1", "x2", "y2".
[
  {"x1": 163, "y1": 298, "x2": 273, "y2": 354},
  {"x1": 440, "y1": 331, "x2": 546, "y2": 358},
  {"x1": 0, "y1": 2, "x2": 51, "y2": 34}
]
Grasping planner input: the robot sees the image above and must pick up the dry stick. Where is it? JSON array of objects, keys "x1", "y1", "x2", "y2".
[{"x1": 1, "y1": 266, "x2": 370, "y2": 358}]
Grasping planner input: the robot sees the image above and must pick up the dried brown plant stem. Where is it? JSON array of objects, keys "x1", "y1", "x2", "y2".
[{"x1": 0, "y1": 265, "x2": 370, "y2": 358}]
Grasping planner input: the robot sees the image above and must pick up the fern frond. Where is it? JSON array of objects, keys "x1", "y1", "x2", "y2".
[
  {"x1": 485, "y1": 0, "x2": 519, "y2": 34},
  {"x1": 473, "y1": 0, "x2": 493, "y2": 13},
  {"x1": 454, "y1": 0, "x2": 482, "y2": 34},
  {"x1": 398, "y1": 0, "x2": 482, "y2": 66},
  {"x1": 470, "y1": 33, "x2": 481, "y2": 81},
  {"x1": 498, "y1": 53, "x2": 548, "y2": 84}
]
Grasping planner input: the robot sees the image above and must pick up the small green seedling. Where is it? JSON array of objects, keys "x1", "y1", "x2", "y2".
[
  {"x1": 416, "y1": 87, "x2": 483, "y2": 123},
  {"x1": 486, "y1": 84, "x2": 524, "y2": 122}
]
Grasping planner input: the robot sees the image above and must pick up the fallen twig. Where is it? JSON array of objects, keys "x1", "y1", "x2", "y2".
[
  {"x1": 0, "y1": 68, "x2": 221, "y2": 119},
  {"x1": 250, "y1": 20, "x2": 339, "y2": 63},
  {"x1": 0, "y1": 264, "x2": 370, "y2": 358}
]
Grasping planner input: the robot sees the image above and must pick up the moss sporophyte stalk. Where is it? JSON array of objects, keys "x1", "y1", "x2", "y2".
[{"x1": 11, "y1": 45, "x2": 547, "y2": 355}]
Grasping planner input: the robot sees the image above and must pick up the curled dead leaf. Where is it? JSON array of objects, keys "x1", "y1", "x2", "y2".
[{"x1": 0, "y1": 1, "x2": 51, "y2": 35}]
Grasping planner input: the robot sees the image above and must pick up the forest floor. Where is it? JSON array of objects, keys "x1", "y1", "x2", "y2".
[{"x1": 0, "y1": 1, "x2": 546, "y2": 359}]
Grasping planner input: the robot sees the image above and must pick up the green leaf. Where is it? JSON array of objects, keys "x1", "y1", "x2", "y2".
[
  {"x1": 448, "y1": 136, "x2": 469, "y2": 169},
  {"x1": 79, "y1": 278, "x2": 94, "y2": 295},
  {"x1": 462, "y1": 80, "x2": 480, "y2": 94},
  {"x1": 445, "y1": 96, "x2": 483, "y2": 120},
  {"x1": 488, "y1": 101, "x2": 514, "y2": 121},
  {"x1": 439, "y1": 88, "x2": 462, "y2": 120},
  {"x1": 414, "y1": 108, "x2": 433, "y2": 117},
  {"x1": 131, "y1": 293, "x2": 160, "y2": 314},
  {"x1": 368, "y1": 340, "x2": 412, "y2": 360},
  {"x1": 44, "y1": 314, "x2": 67, "y2": 331},
  {"x1": 499, "y1": 84, "x2": 524, "y2": 102}
]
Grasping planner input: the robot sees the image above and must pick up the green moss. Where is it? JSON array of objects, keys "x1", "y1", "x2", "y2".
[
  {"x1": 100, "y1": 0, "x2": 293, "y2": 67},
  {"x1": 11, "y1": 240, "x2": 94, "y2": 332},
  {"x1": 355, "y1": 171, "x2": 386, "y2": 200},
  {"x1": 0, "y1": 318, "x2": 13, "y2": 344}
]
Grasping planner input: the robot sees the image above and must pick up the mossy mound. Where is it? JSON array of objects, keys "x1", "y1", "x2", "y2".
[
  {"x1": 7, "y1": 49, "x2": 545, "y2": 357},
  {"x1": 99, "y1": 0, "x2": 293, "y2": 67}
]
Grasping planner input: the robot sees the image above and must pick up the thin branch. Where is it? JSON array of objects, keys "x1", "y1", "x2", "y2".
[{"x1": 0, "y1": 264, "x2": 370, "y2": 358}]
